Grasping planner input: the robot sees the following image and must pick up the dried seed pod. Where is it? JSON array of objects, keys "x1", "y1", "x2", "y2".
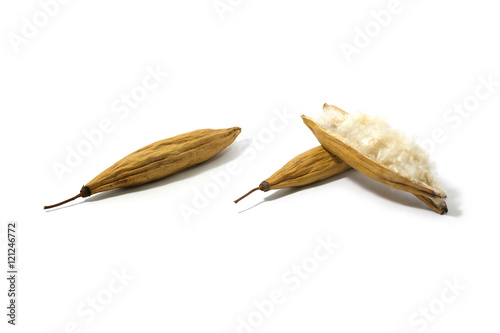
[
  {"x1": 234, "y1": 146, "x2": 351, "y2": 203},
  {"x1": 234, "y1": 143, "x2": 444, "y2": 214},
  {"x1": 302, "y1": 104, "x2": 447, "y2": 214},
  {"x1": 45, "y1": 127, "x2": 241, "y2": 209}
]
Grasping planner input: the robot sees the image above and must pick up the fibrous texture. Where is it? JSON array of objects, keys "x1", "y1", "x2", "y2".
[
  {"x1": 315, "y1": 104, "x2": 445, "y2": 196},
  {"x1": 302, "y1": 104, "x2": 447, "y2": 214}
]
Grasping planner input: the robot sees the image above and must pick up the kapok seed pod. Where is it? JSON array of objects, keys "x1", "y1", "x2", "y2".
[
  {"x1": 302, "y1": 116, "x2": 439, "y2": 198},
  {"x1": 45, "y1": 127, "x2": 241, "y2": 209},
  {"x1": 234, "y1": 144, "x2": 446, "y2": 214},
  {"x1": 320, "y1": 104, "x2": 447, "y2": 215},
  {"x1": 302, "y1": 104, "x2": 447, "y2": 214},
  {"x1": 234, "y1": 146, "x2": 351, "y2": 203},
  {"x1": 319, "y1": 104, "x2": 447, "y2": 214}
]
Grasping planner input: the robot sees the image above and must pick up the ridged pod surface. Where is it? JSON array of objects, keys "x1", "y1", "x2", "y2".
[
  {"x1": 45, "y1": 127, "x2": 241, "y2": 209},
  {"x1": 234, "y1": 146, "x2": 350, "y2": 203},
  {"x1": 266, "y1": 146, "x2": 350, "y2": 189}
]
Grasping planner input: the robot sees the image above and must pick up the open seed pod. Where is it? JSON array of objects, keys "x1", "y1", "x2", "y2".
[{"x1": 301, "y1": 104, "x2": 447, "y2": 214}]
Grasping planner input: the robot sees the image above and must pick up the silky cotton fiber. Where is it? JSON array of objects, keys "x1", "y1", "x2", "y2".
[{"x1": 314, "y1": 107, "x2": 445, "y2": 196}]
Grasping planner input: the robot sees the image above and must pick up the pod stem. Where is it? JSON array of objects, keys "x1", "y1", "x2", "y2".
[
  {"x1": 44, "y1": 186, "x2": 91, "y2": 210},
  {"x1": 234, "y1": 187, "x2": 260, "y2": 204},
  {"x1": 234, "y1": 181, "x2": 270, "y2": 204},
  {"x1": 44, "y1": 193, "x2": 82, "y2": 209}
]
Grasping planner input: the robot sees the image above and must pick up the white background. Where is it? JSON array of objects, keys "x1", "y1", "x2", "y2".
[{"x1": 1, "y1": 0, "x2": 499, "y2": 332}]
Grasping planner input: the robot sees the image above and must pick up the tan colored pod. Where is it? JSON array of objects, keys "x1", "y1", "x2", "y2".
[
  {"x1": 45, "y1": 127, "x2": 241, "y2": 209},
  {"x1": 234, "y1": 143, "x2": 445, "y2": 214},
  {"x1": 302, "y1": 104, "x2": 447, "y2": 214},
  {"x1": 234, "y1": 145, "x2": 351, "y2": 203}
]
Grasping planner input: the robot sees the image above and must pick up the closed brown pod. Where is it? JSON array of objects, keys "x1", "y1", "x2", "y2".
[
  {"x1": 45, "y1": 127, "x2": 241, "y2": 209},
  {"x1": 234, "y1": 145, "x2": 351, "y2": 203}
]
